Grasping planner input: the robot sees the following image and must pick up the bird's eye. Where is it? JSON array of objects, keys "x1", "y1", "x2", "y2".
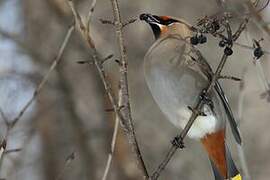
[
  {"x1": 160, "y1": 18, "x2": 178, "y2": 26},
  {"x1": 166, "y1": 20, "x2": 175, "y2": 25}
]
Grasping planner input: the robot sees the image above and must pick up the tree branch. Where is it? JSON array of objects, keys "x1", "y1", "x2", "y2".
[
  {"x1": 109, "y1": 0, "x2": 149, "y2": 179},
  {"x1": 66, "y1": 0, "x2": 149, "y2": 178},
  {"x1": 9, "y1": 23, "x2": 75, "y2": 128}
]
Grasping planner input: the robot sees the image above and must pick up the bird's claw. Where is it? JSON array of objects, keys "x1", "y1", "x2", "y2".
[
  {"x1": 199, "y1": 89, "x2": 214, "y2": 110},
  {"x1": 171, "y1": 136, "x2": 185, "y2": 149}
]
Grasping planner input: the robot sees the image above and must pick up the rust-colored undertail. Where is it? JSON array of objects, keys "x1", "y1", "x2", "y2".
[
  {"x1": 201, "y1": 129, "x2": 227, "y2": 178},
  {"x1": 201, "y1": 129, "x2": 241, "y2": 180}
]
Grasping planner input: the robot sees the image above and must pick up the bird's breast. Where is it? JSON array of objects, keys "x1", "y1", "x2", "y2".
[{"x1": 144, "y1": 56, "x2": 222, "y2": 139}]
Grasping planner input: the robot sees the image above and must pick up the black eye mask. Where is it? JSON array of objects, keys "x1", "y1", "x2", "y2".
[
  {"x1": 140, "y1": 13, "x2": 178, "y2": 26},
  {"x1": 140, "y1": 13, "x2": 180, "y2": 39},
  {"x1": 152, "y1": 15, "x2": 179, "y2": 25}
]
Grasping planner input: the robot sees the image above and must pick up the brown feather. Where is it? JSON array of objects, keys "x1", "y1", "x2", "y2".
[{"x1": 201, "y1": 129, "x2": 228, "y2": 178}]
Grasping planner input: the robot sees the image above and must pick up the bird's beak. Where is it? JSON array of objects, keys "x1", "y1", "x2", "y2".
[{"x1": 139, "y1": 13, "x2": 160, "y2": 25}]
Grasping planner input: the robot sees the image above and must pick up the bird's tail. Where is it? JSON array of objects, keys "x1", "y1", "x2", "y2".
[{"x1": 201, "y1": 129, "x2": 241, "y2": 180}]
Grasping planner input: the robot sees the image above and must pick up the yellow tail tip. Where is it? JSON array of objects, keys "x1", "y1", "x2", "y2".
[{"x1": 232, "y1": 174, "x2": 242, "y2": 180}]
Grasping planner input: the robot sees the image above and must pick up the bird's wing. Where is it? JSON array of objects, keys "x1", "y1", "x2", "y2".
[
  {"x1": 189, "y1": 47, "x2": 242, "y2": 145},
  {"x1": 145, "y1": 35, "x2": 241, "y2": 143},
  {"x1": 214, "y1": 82, "x2": 242, "y2": 144}
]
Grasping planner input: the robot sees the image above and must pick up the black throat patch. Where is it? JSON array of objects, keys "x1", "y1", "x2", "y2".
[{"x1": 149, "y1": 23, "x2": 161, "y2": 39}]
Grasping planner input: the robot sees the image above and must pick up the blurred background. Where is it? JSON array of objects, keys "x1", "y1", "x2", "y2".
[{"x1": 0, "y1": 0, "x2": 270, "y2": 179}]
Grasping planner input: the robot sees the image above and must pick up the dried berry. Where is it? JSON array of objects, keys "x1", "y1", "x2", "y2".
[
  {"x1": 254, "y1": 47, "x2": 264, "y2": 59},
  {"x1": 213, "y1": 21, "x2": 220, "y2": 31},
  {"x1": 224, "y1": 47, "x2": 233, "y2": 56},
  {"x1": 190, "y1": 36, "x2": 199, "y2": 45},
  {"x1": 199, "y1": 35, "x2": 207, "y2": 44},
  {"x1": 219, "y1": 40, "x2": 226, "y2": 47}
]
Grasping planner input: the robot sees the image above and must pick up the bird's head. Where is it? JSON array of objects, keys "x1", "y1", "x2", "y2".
[{"x1": 140, "y1": 13, "x2": 192, "y2": 40}]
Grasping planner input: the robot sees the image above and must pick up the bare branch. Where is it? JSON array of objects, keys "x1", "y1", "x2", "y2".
[
  {"x1": 109, "y1": 0, "x2": 149, "y2": 178},
  {"x1": 67, "y1": 0, "x2": 95, "y2": 48},
  {"x1": 235, "y1": 42, "x2": 270, "y2": 55},
  {"x1": 67, "y1": 0, "x2": 124, "y2": 123},
  {"x1": 101, "y1": 113, "x2": 120, "y2": 180},
  {"x1": 86, "y1": 0, "x2": 97, "y2": 35},
  {"x1": 9, "y1": 23, "x2": 75, "y2": 128},
  {"x1": 219, "y1": 75, "x2": 241, "y2": 81},
  {"x1": 55, "y1": 152, "x2": 76, "y2": 180},
  {"x1": 66, "y1": 0, "x2": 149, "y2": 178},
  {"x1": 4, "y1": 148, "x2": 22, "y2": 154},
  {"x1": 99, "y1": 19, "x2": 115, "y2": 25},
  {"x1": 123, "y1": 18, "x2": 137, "y2": 27},
  {"x1": 247, "y1": 1, "x2": 270, "y2": 37}
]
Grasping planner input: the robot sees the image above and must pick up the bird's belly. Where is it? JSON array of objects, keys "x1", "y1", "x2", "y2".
[
  {"x1": 144, "y1": 65, "x2": 221, "y2": 139},
  {"x1": 175, "y1": 107, "x2": 219, "y2": 139}
]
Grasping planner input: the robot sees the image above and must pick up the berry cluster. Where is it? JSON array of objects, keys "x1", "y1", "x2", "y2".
[
  {"x1": 218, "y1": 39, "x2": 233, "y2": 56},
  {"x1": 190, "y1": 34, "x2": 207, "y2": 45}
]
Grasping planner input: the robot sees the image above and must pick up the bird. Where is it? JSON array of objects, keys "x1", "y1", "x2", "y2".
[{"x1": 140, "y1": 13, "x2": 242, "y2": 180}]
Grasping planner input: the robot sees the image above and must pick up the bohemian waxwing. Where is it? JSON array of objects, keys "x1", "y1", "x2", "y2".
[{"x1": 140, "y1": 13, "x2": 242, "y2": 180}]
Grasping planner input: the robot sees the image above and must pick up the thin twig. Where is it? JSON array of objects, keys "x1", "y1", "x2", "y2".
[
  {"x1": 101, "y1": 110, "x2": 120, "y2": 180},
  {"x1": 123, "y1": 18, "x2": 137, "y2": 27},
  {"x1": 55, "y1": 152, "x2": 76, "y2": 180},
  {"x1": 151, "y1": 16, "x2": 248, "y2": 180},
  {"x1": 9, "y1": 24, "x2": 75, "y2": 128},
  {"x1": 86, "y1": 0, "x2": 97, "y2": 36},
  {"x1": 219, "y1": 75, "x2": 241, "y2": 81},
  {"x1": 247, "y1": 1, "x2": 270, "y2": 37},
  {"x1": 109, "y1": 0, "x2": 149, "y2": 178},
  {"x1": 235, "y1": 42, "x2": 270, "y2": 55},
  {"x1": 99, "y1": 19, "x2": 115, "y2": 25},
  {"x1": 4, "y1": 148, "x2": 22, "y2": 154},
  {"x1": 66, "y1": 0, "x2": 124, "y2": 126}
]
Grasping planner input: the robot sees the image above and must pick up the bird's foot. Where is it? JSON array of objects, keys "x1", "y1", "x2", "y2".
[
  {"x1": 171, "y1": 136, "x2": 185, "y2": 149},
  {"x1": 187, "y1": 106, "x2": 207, "y2": 116},
  {"x1": 199, "y1": 89, "x2": 214, "y2": 110}
]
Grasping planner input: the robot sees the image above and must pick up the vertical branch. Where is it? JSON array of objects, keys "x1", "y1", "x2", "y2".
[
  {"x1": 101, "y1": 113, "x2": 120, "y2": 180},
  {"x1": 66, "y1": 0, "x2": 149, "y2": 178},
  {"x1": 86, "y1": 0, "x2": 97, "y2": 35},
  {"x1": 109, "y1": 0, "x2": 149, "y2": 179}
]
